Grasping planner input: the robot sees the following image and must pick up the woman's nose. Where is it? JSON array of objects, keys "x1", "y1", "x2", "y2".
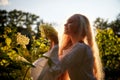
[{"x1": 64, "y1": 23, "x2": 67, "y2": 27}]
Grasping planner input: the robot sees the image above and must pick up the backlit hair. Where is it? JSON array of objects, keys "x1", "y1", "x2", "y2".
[{"x1": 59, "y1": 14, "x2": 104, "y2": 80}]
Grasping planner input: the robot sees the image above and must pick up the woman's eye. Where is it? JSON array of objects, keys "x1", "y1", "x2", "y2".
[{"x1": 69, "y1": 22, "x2": 73, "y2": 23}]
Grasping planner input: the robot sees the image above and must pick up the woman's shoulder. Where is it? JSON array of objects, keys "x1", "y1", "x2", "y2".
[
  {"x1": 69, "y1": 43, "x2": 85, "y2": 53},
  {"x1": 51, "y1": 45, "x2": 59, "y2": 51},
  {"x1": 49, "y1": 44, "x2": 59, "y2": 58},
  {"x1": 49, "y1": 45, "x2": 59, "y2": 55},
  {"x1": 77, "y1": 43, "x2": 92, "y2": 54},
  {"x1": 75, "y1": 42, "x2": 88, "y2": 48},
  {"x1": 73, "y1": 42, "x2": 91, "y2": 52}
]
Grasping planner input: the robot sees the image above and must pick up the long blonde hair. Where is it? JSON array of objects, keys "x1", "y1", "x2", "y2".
[{"x1": 59, "y1": 14, "x2": 104, "y2": 80}]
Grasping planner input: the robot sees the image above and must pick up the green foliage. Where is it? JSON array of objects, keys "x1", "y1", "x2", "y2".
[
  {"x1": 94, "y1": 13, "x2": 120, "y2": 79},
  {"x1": 93, "y1": 17, "x2": 108, "y2": 29},
  {"x1": 0, "y1": 27, "x2": 31, "y2": 80},
  {"x1": 109, "y1": 15, "x2": 120, "y2": 36},
  {"x1": 0, "y1": 9, "x2": 50, "y2": 80},
  {"x1": 0, "y1": 26, "x2": 50, "y2": 80},
  {"x1": 94, "y1": 13, "x2": 120, "y2": 37},
  {"x1": 30, "y1": 37, "x2": 50, "y2": 62},
  {"x1": 0, "y1": 9, "x2": 39, "y2": 28},
  {"x1": 96, "y1": 28, "x2": 120, "y2": 79}
]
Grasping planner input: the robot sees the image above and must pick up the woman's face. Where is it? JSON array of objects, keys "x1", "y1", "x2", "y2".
[{"x1": 64, "y1": 15, "x2": 80, "y2": 35}]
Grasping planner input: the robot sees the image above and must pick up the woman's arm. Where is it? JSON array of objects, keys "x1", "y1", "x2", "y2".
[
  {"x1": 49, "y1": 43, "x2": 86, "y2": 78},
  {"x1": 37, "y1": 45, "x2": 59, "y2": 80}
]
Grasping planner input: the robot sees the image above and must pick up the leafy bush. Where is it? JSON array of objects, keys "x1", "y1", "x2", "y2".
[
  {"x1": 0, "y1": 26, "x2": 50, "y2": 80},
  {"x1": 96, "y1": 28, "x2": 120, "y2": 80}
]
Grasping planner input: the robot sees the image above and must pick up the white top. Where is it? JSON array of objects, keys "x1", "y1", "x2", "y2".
[
  {"x1": 38, "y1": 43, "x2": 96, "y2": 80},
  {"x1": 30, "y1": 53, "x2": 49, "y2": 80},
  {"x1": 30, "y1": 45, "x2": 58, "y2": 80}
]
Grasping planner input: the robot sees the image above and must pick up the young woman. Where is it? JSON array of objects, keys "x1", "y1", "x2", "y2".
[{"x1": 38, "y1": 14, "x2": 104, "y2": 80}]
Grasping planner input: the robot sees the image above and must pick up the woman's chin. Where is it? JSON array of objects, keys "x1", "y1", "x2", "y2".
[
  {"x1": 64, "y1": 32, "x2": 68, "y2": 34},
  {"x1": 64, "y1": 30, "x2": 69, "y2": 34}
]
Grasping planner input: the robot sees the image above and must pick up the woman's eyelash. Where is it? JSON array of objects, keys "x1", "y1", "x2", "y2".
[{"x1": 68, "y1": 21, "x2": 73, "y2": 23}]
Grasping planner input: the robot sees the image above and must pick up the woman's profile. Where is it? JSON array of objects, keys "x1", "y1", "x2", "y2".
[{"x1": 38, "y1": 14, "x2": 104, "y2": 80}]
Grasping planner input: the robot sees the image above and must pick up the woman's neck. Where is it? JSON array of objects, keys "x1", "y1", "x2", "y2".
[{"x1": 70, "y1": 36, "x2": 79, "y2": 45}]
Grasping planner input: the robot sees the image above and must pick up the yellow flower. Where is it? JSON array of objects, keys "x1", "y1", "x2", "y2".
[
  {"x1": 5, "y1": 37, "x2": 12, "y2": 46},
  {"x1": 16, "y1": 32, "x2": 30, "y2": 48}
]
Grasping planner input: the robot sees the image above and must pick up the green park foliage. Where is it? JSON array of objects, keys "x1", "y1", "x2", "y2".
[
  {"x1": 0, "y1": 10, "x2": 50, "y2": 80},
  {"x1": 95, "y1": 14, "x2": 120, "y2": 79},
  {"x1": 96, "y1": 28, "x2": 120, "y2": 70}
]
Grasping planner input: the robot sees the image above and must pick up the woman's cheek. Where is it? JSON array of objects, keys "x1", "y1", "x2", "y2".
[{"x1": 68, "y1": 24, "x2": 72, "y2": 28}]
